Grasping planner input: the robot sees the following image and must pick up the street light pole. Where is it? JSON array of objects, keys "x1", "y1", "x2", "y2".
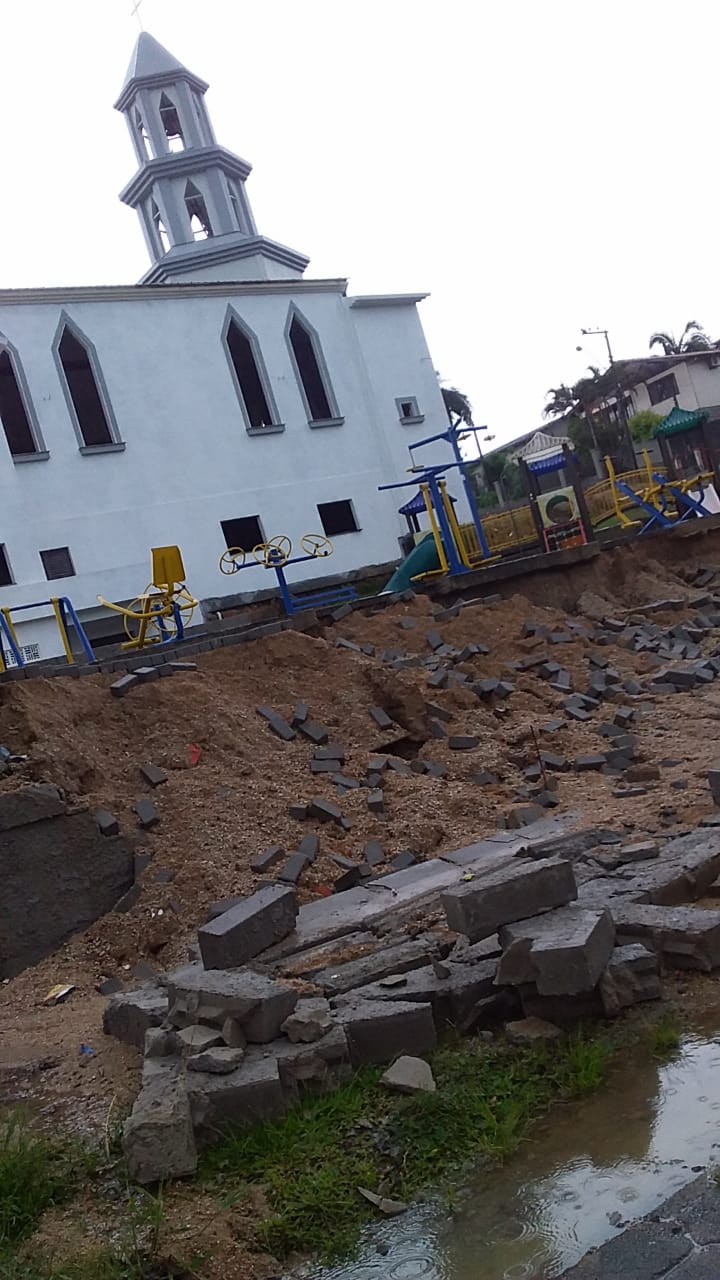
[{"x1": 581, "y1": 327, "x2": 635, "y2": 469}]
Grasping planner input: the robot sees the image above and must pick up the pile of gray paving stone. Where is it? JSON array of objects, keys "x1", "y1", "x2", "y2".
[{"x1": 103, "y1": 813, "x2": 720, "y2": 1184}]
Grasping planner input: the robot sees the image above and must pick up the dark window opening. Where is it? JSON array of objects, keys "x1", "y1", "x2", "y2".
[
  {"x1": 226, "y1": 320, "x2": 274, "y2": 428},
  {"x1": 57, "y1": 327, "x2": 113, "y2": 448},
  {"x1": 0, "y1": 351, "x2": 37, "y2": 456},
  {"x1": 185, "y1": 181, "x2": 213, "y2": 240},
  {"x1": 40, "y1": 546, "x2": 75, "y2": 581},
  {"x1": 220, "y1": 515, "x2": 264, "y2": 551},
  {"x1": 134, "y1": 108, "x2": 151, "y2": 158},
  {"x1": 289, "y1": 315, "x2": 332, "y2": 421},
  {"x1": 159, "y1": 92, "x2": 184, "y2": 151},
  {"x1": 0, "y1": 544, "x2": 13, "y2": 587},
  {"x1": 648, "y1": 373, "x2": 679, "y2": 406},
  {"x1": 400, "y1": 400, "x2": 415, "y2": 418},
  {"x1": 151, "y1": 200, "x2": 170, "y2": 253},
  {"x1": 317, "y1": 499, "x2": 359, "y2": 537}
]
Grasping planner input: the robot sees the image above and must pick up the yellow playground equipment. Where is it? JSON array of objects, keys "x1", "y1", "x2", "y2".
[
  {"x1": 604, "y1": 449, "x2": 715, "y2": 532},
  {"x1": 97, "y1": 545, "x2": 198, "y2": 650},
  {"x1": 217, "y1": 532, "x2": 355, "y2": 615}
]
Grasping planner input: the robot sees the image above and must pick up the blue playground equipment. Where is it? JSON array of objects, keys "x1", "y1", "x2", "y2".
[
  {"x1": 219, "y1": 533, "x2": 358, "y2": 616},
  {"x1": 0, "y1": 596, "x2": 96, "y2": 671}
]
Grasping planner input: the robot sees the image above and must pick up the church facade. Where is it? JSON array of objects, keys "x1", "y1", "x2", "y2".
[{"x1": 0, "y1": 34, "x2": 457, "y2": 661}]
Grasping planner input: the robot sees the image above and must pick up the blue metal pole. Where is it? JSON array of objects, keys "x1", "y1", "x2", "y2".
[
  {"x1": 0, "y1": 613, "x2": 24, "y2": 668},
  {"x1": 428, "y1": 474, "x2": 465, "y2": 576},
  {"x1": 446, "y1": 425, "x2": 491, "y2": 559},
  {"x1": 60, "y1": 597, "x2": 96, "y2": 664}
]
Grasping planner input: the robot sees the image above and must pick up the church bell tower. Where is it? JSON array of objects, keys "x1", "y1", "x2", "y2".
[{"x1": 114, "y1": 33, "x2": 308, "y2": 284}]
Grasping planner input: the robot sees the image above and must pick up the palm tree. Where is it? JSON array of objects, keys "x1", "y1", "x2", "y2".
[
  {"x1": 441, "y1": 385, "x2": 474, "y2": 427},
  {"x1": 648, "y1": 320, "x2": 714, "y2": 355},
  {"x1": 543, "y1": 384, "x2": 577, "y2": 420}
]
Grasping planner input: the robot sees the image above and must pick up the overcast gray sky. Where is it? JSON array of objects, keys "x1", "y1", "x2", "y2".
[{"x1": 3, "y1": 0, "x2": 719, "y2": 445}]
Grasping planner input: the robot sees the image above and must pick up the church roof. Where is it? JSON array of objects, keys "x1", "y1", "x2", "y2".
[{"x1": 115, "y1": 33, "x2": 209, "y2": 109}]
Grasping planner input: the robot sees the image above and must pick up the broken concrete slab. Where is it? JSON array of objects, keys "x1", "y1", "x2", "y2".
[
  {"x1": 611, "y1": 903, "x2": 720, "y2": 971},
  {"x1": 187, "y1": 1054, "x2": 288, "y2": 1147},
  {"x1": 178, "y1": 1024, "x2": 223, "y2": 1053},
  {"x1": 123, "y1": 1057, "x2": 197, "y2": 1183},
  {"x1": 497, "y1": 906, "x2": 615, "y2": 995},
  {"x1": 336, "y1": 999, "x2": 436, "y2": 1065},
  {"x1": 340, "y1": 958, "x2": 499, "y2": 1032},
  {"x1": 165, "y1": 964, "x2": 298, "y2": 1041},
  {"x1": 186, "y1": 1046, "x2": 245, "y2": 1074},
  {"x1": 442, "y1": 857, "x2": 578, "y2": 942},
  {"x1": 103, "y1": 985, "x2": 168, "y2": 1049},
  {"x1": 314, "y1": 937, "x2": 439, "y2": 996},
  {"x1": 0, "y1": 784, "x2": 65, "y2": 831},
  {"x1": 198, "y1": 884, "x2": 298, "y2": 969},
  {"x1": 381, "y1": 1055, "x2": 436, "y2": 1095},
  {"x1": 505, "y1": 1017, "x2": 562, "y2": 1045},
  {"x1": 599, "y1": 943, "x2": 662, "y2": 1016},
  {"x1": 619, "y1": 828, "x2": 720, "y2": 905},
  {"x1": 280, "y1": 997, "x2": 333, "y2": 1043}
]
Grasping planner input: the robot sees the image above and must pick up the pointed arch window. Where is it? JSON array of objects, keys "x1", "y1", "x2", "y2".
[
  {"x1": 184, "y1": 181, "x2": 213, "y2": 240},
  {"x1": 0, "y1": 342, "x2": 46, "y2": 460},
  {"x1": 223, "y1": 313, "x2": 281, "y2": 433},
  {"x1": 287, "y1": 311, "x2": 340, "y2": 425},
  {"x1": 159, "y1": 92, "x2": 184, "y2": 152},
  {"x1": 134, "y1": 108, "x2": 151, "y2": 159},
  {"x1": 227, "y1": 180, "x2": 243, "y2": 231},
  {"x1": 151, "y1": 200, "x2": 170, "y2": 253},
  {"x1": 55, "y1": 323, "x2": 123, "y2": 452}
]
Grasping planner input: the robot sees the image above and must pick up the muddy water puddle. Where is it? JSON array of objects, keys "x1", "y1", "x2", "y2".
[{"x1": 305, "y1": 1020, "x2": 720, "y2": 1280}]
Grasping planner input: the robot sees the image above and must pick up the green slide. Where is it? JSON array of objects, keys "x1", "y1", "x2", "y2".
[{"x1": 383, "y1": 532, "x2": 441, "y2": 593}]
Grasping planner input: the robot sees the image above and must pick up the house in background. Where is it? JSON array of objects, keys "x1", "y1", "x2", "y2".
[{"x1": 0, "y1": 33, "x2": 459, "y2": 662}]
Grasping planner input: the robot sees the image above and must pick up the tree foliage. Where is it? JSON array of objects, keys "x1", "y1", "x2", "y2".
[
  {"x1": 648, "y1": 320, "x2": 715, "y2": 356},
  {"x1": 627, "y1": 409, "x2": 663, "y2": 441},
  {"x1": 441, "y1": 385, "x2": 474, "y2": 427}
]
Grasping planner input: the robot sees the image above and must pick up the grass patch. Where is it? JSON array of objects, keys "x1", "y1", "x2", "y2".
[
  {"x1": 648, "y1": 1011, "x2": 682, "y2": 1057},
  {"x1": 202, "y1": 1030, "x2": 613, "y2": 1261},
  {"x1": 0, "y1": 1112, "x2": 95, "y2": 1255}
]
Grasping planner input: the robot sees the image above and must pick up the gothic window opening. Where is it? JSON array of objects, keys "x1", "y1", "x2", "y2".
[
  {"x1": 225, "y1": 319, "x2": 275, "y2": 429},
  {"x1": 185, "y1": 181, "x2": 213, "y2": 240},
  {"x1": 134, "y1": 108, "x2": 151, "y2": 159},
  {"x1": 288, "y1": 314, "x2": 333, "y2": 422},
  {"x1": 227, "y1": 180, "x2": 243, "y2": 231},
  {"x1": 151, "y1": 200, "x2": 170, "y2": 253},
  {"x1": 57, "y1": 327, "x2": 114, "y2": 448},
  {"x1": 159, "y1": 92, "x2": 184, "y2": 151},
  {"x1": 0, "y1": 349, "x2": 39, "y2": 457}
]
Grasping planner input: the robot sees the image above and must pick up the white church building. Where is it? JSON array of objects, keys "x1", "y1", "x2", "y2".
[{"x1": 0, "y1": 33, "x2": 458, "y2": 662}]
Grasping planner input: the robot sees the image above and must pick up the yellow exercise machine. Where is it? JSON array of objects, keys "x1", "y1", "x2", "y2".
[
  {"x1": 97, "y1": 545, "x2": 198, "y2": 650},
  {"x1": 217, "y1": 532, "x2": 354, "y2": 615}
]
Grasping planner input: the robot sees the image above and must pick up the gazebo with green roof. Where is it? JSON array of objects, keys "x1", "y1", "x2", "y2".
[{"x1": 651, "y1": 404, "x2": 718, "y2": 487}]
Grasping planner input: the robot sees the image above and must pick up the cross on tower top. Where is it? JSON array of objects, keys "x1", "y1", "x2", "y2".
[{"x1": 130, "y1": 0, "x2": 144, "y2": 30}]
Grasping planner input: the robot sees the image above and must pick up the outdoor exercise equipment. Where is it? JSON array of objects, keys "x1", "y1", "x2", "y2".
[
  {"x1": 605, "y1": 450, "x2": 715, "y2": 535},
  {"x1": 97, "y1": 545, "x2": 198, "y2": 650},
  {"x1": 0, "y1": 596, "x2": 96, "y2": 671},
  {"x1": 219, "y1": 533, "x2": 356, "y2": 616}
]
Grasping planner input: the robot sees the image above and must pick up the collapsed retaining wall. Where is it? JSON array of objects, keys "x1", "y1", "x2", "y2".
[{"x1": 0, "y1": 785, "x2": 134, "y2": 979}]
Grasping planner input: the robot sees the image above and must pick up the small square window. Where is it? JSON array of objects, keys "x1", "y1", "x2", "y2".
[
  {"x1": 317, "y1": 500, "x2": 359, "y2": 537},
  {"x1": 40, "y1": 546, "x2": 75, "y2": 580},
  {"x1": 396, "y1": 396, "x2": 423, "y2": 423},
  {"x1": 0, "y1": 544, "x2": 13, "y2": 587},
  {"x1": 220, "y1": 515, "x2": 264, "y2": 551}
]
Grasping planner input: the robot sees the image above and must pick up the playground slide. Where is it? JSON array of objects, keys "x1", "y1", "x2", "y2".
[{"x1": 383, "y1": 533, "x2": 441, "y2": 593}]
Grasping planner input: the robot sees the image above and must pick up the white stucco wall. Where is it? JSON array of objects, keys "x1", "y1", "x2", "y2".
[{"x1": 0, "y1": 281, "x2": 456, "y2": 660}]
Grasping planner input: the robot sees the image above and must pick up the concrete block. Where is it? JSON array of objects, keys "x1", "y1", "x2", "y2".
[
  {"x1": 390, "y1": 849, "x2": 418, "y2": 871},
  {"x1": 139, "y1": 763, "x2": 168, "y2": 788},
  {"x1": 363, "y1": 840, "x2": 385, "y2": 867},
  {"x1": 123, "y1": 1058, "x2": 197, "y2": 1183},
  {"x1": 540, "y1": 752, "x2": 570, "y2": 773},
  {"x1": 574, "y1": 754, "x2": 606, "y2": 772},
  {"x1": 278, "y1": 853, "x2": 309, "y2": 884},
  {"x1": 177, "y1": 1025, "x2": 224, "y2": 1053},
  {"x1": 314, "y1": 937, "x2": 437, "y2": 996},
  {"x1": 611, "y1": 903, "x2": 720, "y2": 971},
  {"x1": 599, "y1": 943, "x2": 662, "y2": 1016},
  {"x1": 298, "y1": 834, "x2": 320, "y2": 861},
  {"x1": 198, "y1": 885, "x2": 298, "y2": 969},
  {"x1": 166, "y1": 963, "x2": 298, "y2": 1041},
  {"x1": 448, "y1": 735, "x2": 480, "y2": 750},
  {"x1": 473, "y1": 770, "x2": 499, "y2": 786},
  {"x1": 256, "y1": 705, "x2": 296, "y2": 741},
  {"x1": 442, "y1": 857, "x2": 577, "y2": 942},
  {"x1": 425, "y1": 700, "x2": 454, "y2": 723},
  {"x1": 111, "y1": 674, "x2": 139, "y2": 698},
  {"x1": 96, "y1": 809, "x2": 119, "y2": 837},
  {"x1": 342, "y1": 958, "x2": 499, "y2": 1032},
  {"x1": 168, "y1": 661, "x2": 197, "y2": 673},
  {"x1": 381, "y1": 1055, "x2": 435, "y2": 1094},
  {"x1": 314, "y1": 743, "x2": 346, "y2": 762},
  {"x1": 135, "y1": 666, "x2": 160, "y2": 683},
  {"x1": 308, "y1": 796, "x2": 342, "y2": 823},
  {"x1": 425, "y1": 761, "x2": 448, "y2": 779},
  {"x1": 367, "y1": 789, "x2": 385, "y2": 816},
  {"x1": 288, "y1": 803, "x2": 308, "y2": 821},
  {"x1": 186, "y1": 1046, "x2": 245, "y2": 1074},
  {"x1": 291, "y1": 701, "x2": 309, "y2": 726},
  {"x1": 134, "y1": 799, "x2": 160, "y2": 830},
  {"x1": 298, "y1": 720, "x2": 330, "y2": 745},
  {"x1": 250, "y1": 845, "x2": 284, "y2": 874},
  {"x1": 337, "y1": 999, "x2": 436, "y2": 1065},
  {"x1": 369, "y1": 705, "x2": 394, "y2": 729},
  {"x1": 497, "y1": 906, "x2": 615, "y2": 994},
  {"x1": 618, "y1": 840, "x2": 660, "y2": 862},
  {"x1": 505, "y1": 804, "x2": 545, "y2": 829},
  {"x1": 187, "y1": 1054, "x2": 288, "y2": 1147},
  {"x1": 103, "y1": 985, "x2": 168, "y2": 1048}
]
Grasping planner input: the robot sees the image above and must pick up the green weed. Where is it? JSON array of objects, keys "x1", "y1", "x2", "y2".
[
  {"x1": 0, "y1": 1111, "x2": 95, "y2": 1253},
  {"x1": 648, "y1": 1012, "x2": 682, "y2": 1057},
  {"x1": 201, "y1": 1030, "x2": 615, "y2": 1262}
]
